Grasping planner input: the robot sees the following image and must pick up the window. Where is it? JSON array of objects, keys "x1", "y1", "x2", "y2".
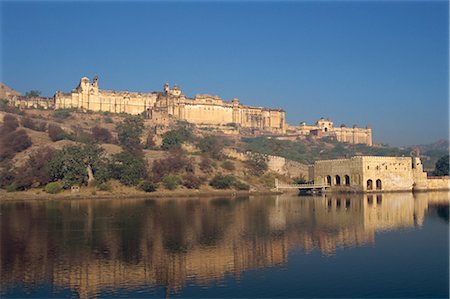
[
  {"x1": 335, "y1": 175, "x2": 341, "y2": 186},
  {"x1": 367, "y1": 179, "x2": 373, "y2": 190}
]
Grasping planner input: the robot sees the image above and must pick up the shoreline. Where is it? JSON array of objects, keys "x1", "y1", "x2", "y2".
[{"x1": 0, "y1": 188, "x2": 284, "y2": 201}]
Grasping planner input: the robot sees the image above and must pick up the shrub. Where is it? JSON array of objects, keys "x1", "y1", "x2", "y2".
[
  {"x1": 197, "y1": 136, "x2": 223, "y2": 159},
  {"x1": 22, "y1": 117, "x2": 46, "y2": 132},
  {"x1": 92, "y1": 126, "x2": 113, "y2": 143},
  {"x1": 0, "y1": 114, "x2": 19, "y2": 134},
  {"x1": 13, "y1": 147, "x2": 56, "y2": 189},
  {"x1": 209, "y1": 174, "x2": 236, "y2": 189},
  {"x1": 96, "y1": 182, "x2": 111, "y2": 191},
  {"x1": 44, "y1": 182, "x2": 63, "y2": 194},
  {"x1": 151, "y1": 151, "x2": 190, "y2": 181},
  {"x1": 0, "y1": 129, "x2": 32, "y2": 161},
  {"x1": 221, "y1": 160, "x2": 235, "y2": 171},
  {"x1": 104, "y1": 116, "x2": 113, "y2": 123},
  {"x1": 163, "y1": 175, "x2": 181, "y2": 190},
  {"x1": 48, "y1": 124, "x2": 66, "y2": 141},
  {"x1": 53, "y1": 109, "x2": 73, "y2": 120},
  {"x1": 182, "y1": 173, "x2": 202, "y2": 189},
  {"x1": 234, "y1": 181, "x2": 250, "y2": 191},
  {"x1": 5, "y1": 184, "x2": 18, "y2": 192},
  {"x1": 433, "y1": 155, "x2": 449, "y2": 176},
  {"x1": 139, "y1": 180, "x2": 157, "y2": 192},
  {"x1": 199, "y1": 156, "x2": 212, "y2": 173},
  {"x1": 245, "y1": 154, "x2": 268, "y2": 176},
  {"x1": 161, "y1": 127, "x2": 193, "y2": 150}
]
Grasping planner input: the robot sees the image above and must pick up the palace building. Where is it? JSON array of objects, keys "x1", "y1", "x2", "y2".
[{"x1": 7, "y1": 76, "x2": 373, "y2": 144}]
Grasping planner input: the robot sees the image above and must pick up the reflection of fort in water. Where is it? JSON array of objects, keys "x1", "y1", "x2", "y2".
[{"x1": 1, "y1": 192, "x2": 448, "y2": 298}]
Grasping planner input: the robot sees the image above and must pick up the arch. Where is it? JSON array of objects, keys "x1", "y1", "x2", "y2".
[
  {"x1": 344, "y1": 175, "x2": 350, "y2": 186},
  {"x1": 376, "y1": 179, "x2": 382, "y2": 190},
  {"x1": 367, "y1": 179, "x2": 373, "y2": 190},
  {"x1": 326, "y1": 175, "x2": 332, "y2": 185},
  {"x1": 335, "y1": 175, "x2": 341, "y2": 186}
]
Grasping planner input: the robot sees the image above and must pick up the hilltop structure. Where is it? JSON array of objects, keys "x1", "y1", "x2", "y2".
[
  {"x1": 314, "y1": 156, "x2": 449, "y2": 192},
  {"x1": 5, "y1": 76, "x2": 372, "y2": 144}
]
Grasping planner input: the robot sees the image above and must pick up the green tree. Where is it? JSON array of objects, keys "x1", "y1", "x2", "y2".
[
  {"x1": 109, "y1": 151, "x2": 147, "y2": 185},
  {"x1": 116, "y1": 115, "x2": 144, "y2": 153},
  {"x1": 161, "y1": 127, "x2": 193, "y2": 150},
  {"x1": 25, "y1": 90, "x2": 41, "y2": 98},
  {"x1": 48, "y1": 143, "x2": 109, "y2": 188},
  {"x1": 433, "y1": 154, "x2": 449, "y2": 176}
]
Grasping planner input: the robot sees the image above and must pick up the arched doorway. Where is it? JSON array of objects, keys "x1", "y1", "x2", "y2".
[
  {"x1": 335, "y1": 175, "x2": 341, "y2": 186},
  {"x1": 326, "y1": 175, "x2": 332, "y2": 185},
  {"x1": 376, "y1": 179, "x2": 382, "y2": 190},
  {"x1": 367, "y1": 179, "x2": 373, "y2": 190},
  {"x1": 344, "y1": 175, "x2": 350, "y2": 186}
]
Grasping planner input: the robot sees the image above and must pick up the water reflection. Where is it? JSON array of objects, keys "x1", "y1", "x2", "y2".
[{"x1": 1, "y1": 192, "x2": 448, "y2": 298}]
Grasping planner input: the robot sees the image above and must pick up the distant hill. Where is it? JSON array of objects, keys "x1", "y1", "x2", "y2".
[
  {"x1": 0, "y1": 83, "x2": 21, "y2": 99},
  {"x1": 415, "y1": 139, "x2": 449, "y2": 153}
]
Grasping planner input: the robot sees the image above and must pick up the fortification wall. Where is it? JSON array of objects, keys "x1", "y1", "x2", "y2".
[
  {"x1": 426, "y1": 176, "x2": 450, "y2": 191},
  {"x1": 182, "y1": 103, "x2": 233, "y2": 125}
]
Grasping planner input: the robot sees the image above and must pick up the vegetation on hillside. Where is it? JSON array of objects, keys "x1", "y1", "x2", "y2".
[{"x1": 0, "y1": 108, "x2": 448, "y2": 194}]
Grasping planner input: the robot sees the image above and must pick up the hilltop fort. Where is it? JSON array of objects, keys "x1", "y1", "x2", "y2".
[{"x1": 6, "y1": 76, "x2": 372, "y2": 145}]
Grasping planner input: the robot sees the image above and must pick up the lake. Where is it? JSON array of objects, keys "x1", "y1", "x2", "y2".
[{"x1": 1, "y1": 192, "x2": 448, "y2": 298}]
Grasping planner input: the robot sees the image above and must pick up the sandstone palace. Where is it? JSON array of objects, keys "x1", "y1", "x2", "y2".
[{"x1": 8, "y1": 76, "x2": 372, "y2": 145}]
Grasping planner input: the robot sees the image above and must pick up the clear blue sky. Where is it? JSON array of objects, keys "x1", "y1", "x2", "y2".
[{"x1": 1, "y1": 1, "x2": 448, "y2": 146}]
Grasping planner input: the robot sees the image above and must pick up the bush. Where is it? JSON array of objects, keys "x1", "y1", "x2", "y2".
[
  {"x1": 151, "y1": 151, "x2": 190, "y2": 181},
  {"x1": 245, "y1": 154, "x2": 268, "y2": 176},
  {"x1": 161, "y1": 127, "x2": 193, "y2": 150},
  {"x1": 48, "y1": 124, "x2": 66, "y2": 141},
  {"x1": 234, "y1": 181, "x2": 250, "y2": 191},
  {"x1": 0, "y1": 114, "x2": 19, "y2": 134},
  {"x1": 199, "y1": 156, "x2": 213, "y2": 173},
  {"x1": 221, "y1": 160, "x2": 235, "y2": 171},
  {"x1": 0, "y1": 129, "x2": 32, "y2": 161},
  {"x1": 104, "y1": 116, "x2": 113, "y2": 123},
  {"x1": 13, "y1": 147, "x2": 56, "y2": 189},
  {"x1": 44, "y1": 182, "x2": 63, "y2": 194},
  {"x1": 96, "y1": 182, "x2": 111, "y2": 191},
  {"x1": 92, "y1": 126, "x2": 113, "y2": 143},
  {"x1": 139, "y1": 180, "x2": 157, "y2": 192},
  {"x1": 197, "y1": 136, "x2": 223, "y2": 159},
  {"x1": 22, "y1": 117, "x2": 47, "y2": 132},
  {"x1": 53, "y1": 109, "x2": 73, "y2": 120},
  {"x1": 163, "y1": 175, "x2": 181, "y2": 190},
  {"x1": 182, "y1": 173, "x2": 202, "y2": 189},
  {"x1": 5, "y1": 183, "x2": 18, "y2": 192},
  {"x1": 433, "y1": 155, "x2": 449, "y2": 176},
  {"x1": 209, "y1": 174, "x2": 236, "y2": 189}
]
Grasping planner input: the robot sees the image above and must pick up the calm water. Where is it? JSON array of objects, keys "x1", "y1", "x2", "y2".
[{"x1": 1, "y1": 192, "x2": 448, "y2": 298}]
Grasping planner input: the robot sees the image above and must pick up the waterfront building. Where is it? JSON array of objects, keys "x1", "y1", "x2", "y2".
[{"x1": 314, "y1": 156, "x2": 449, "y2": 192}]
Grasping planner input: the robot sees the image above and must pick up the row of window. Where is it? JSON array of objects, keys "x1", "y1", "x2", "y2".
[{"x1": 324, "y1": 175, "x2": 382, "y2": 190}]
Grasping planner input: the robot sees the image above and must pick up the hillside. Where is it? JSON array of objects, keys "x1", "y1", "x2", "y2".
[{"x1": 0, "y1": 107, "x2": 447, "y2": 195}]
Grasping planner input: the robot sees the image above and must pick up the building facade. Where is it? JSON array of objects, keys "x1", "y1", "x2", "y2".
[
  {"x1": 54, "y1": 77, "x2": 286, "y2": 133},
  {"x1": 287, "y1": 118, "x2": 372, "y2": 146},
  {"x1": 314, "y1": 156, "x2": 449, "y2": 192}
]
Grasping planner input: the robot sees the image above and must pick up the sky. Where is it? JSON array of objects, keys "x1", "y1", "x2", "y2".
[{"x1": 1, "y1": 1, "x2": 448, "y2": 146}]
